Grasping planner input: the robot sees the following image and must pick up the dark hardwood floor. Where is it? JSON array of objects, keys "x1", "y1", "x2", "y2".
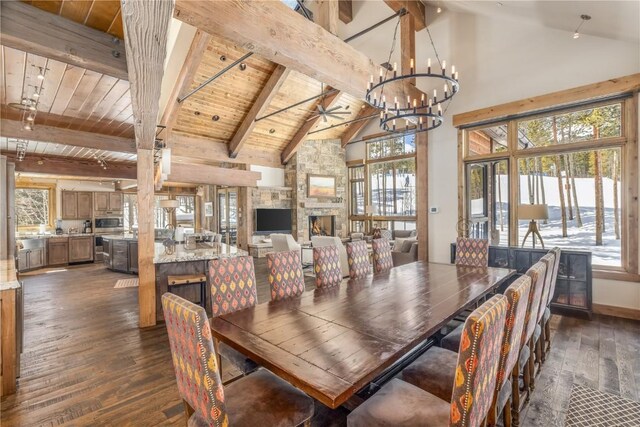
[{"x1": 1, "y1": 260, "x2": 637, "y2": 426}]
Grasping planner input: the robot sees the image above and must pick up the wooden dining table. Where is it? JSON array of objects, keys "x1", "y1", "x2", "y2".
[{"x1": 210, "y1": 261, "x2": 515, "y2": 409}]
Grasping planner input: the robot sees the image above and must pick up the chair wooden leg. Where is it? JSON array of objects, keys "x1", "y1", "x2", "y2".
[
  {"x1": 539, "y1": 324, "x2": 547, "y2": 363},
  {"x1": 544, "y1": 317, "x2": 552, "y2": 355},
  {"x1": 511, "y1": 366, "x2": 521, "y2": 427},
  {"x1": 487, "y1": 399, "x2": 498, "y2": 426},
  {"x1": 528, "y1": 338, "x2": 536, "y2": 393},
  {"x1": 503, "y1": 397, "x2": 512, "y2": 427},
  {"x1": 523, "y1": 356, "x2": 531, "y2": 403},
  {"x1": 183, "y1": 399, "x2": 195, "y2": 426}
]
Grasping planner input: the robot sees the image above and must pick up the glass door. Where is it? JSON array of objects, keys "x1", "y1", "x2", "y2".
[
  {"x1": 465, "y1": 159, "x2": 509, "y2": 245},
  {"x1": 217, "y1": 188, "x2": 238, "y2": 245}
]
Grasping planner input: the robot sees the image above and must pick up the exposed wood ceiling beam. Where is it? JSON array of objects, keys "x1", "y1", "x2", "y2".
[
  {"x1": 228, "y1": 65, "x2": 290, "y2": 158},
  {"x1": 341, "y1": 105, "x2": 379, "y2": 147},
  {"x1": 172, "y1": 133, "x2": 283, "y2": 169},
  {"x1": 281, "y1": 90, "x2": 342, "y2": 164},
  {"x1": 168, "y1": 163, "x2": 261, "y2": 187},
  {"x1": 384, "y1": 0, "x2": 426, "y2": 31},
  {"x1": 1, "y1": 152, "x2": 136, "y2": 180},
  {"x1": 173, "y1": 0, "x2": 427, "y2": 103},
  {"x1": 339, "y1": 0, "x2": 353, "y2": 24},
  {"x1": 160, "y1": 30, "x2": 211, "y2": 135},
  {"x1": 122, "y1": 0, "x2": 172, "y2": 150},
  {"x1": 316, "y1": 0, "x2": 340, "y2": 36},
  {"x1": 0, "y1": 1, "x2": 128, "y2": 80},
  {"x1": 0, "y1": 119, "x2": 136, "y2": 154}
]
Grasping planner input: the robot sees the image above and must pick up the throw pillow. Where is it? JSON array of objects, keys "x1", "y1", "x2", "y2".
[
  {"x1": 401, "y1": 238, "x2": 416, "y2": 253},
  {"x1": 393, "y1": 238, "x2": 408, "y2": 252}
]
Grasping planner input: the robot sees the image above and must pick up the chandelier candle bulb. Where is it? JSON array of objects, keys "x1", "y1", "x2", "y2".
[
  {"x1": 410, "y1": 58, "x2": 414, "y2": 74},
  {"x1": 452, "y1": 65, "x2": 456, "y2": 75},
  {"x1": 407, "y1": 95, "x2": 411, "y2": 108},
  {"x1": 427, "y1": 58, "x2": 431, "y2": 73}
]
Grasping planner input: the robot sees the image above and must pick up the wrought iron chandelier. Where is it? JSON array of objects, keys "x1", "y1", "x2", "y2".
[{"x1": 365, "y1": 20, "x2": 460, "y2": 133}]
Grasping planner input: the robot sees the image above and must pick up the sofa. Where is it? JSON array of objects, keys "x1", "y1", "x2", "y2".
[
  {"x1": 310, "y1": 236, "x2": 349, "y2": 277},
  {"x1": 391, "y1": 230, "x2": 418, "y2": 266}
]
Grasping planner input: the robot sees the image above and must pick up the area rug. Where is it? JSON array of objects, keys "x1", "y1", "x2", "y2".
[
  {"x1": 114, "y1": 278, "x2": 139, "y2": 289},
  {"x1": 565, "y1": 384, "x2": 640, "y2": 427}
]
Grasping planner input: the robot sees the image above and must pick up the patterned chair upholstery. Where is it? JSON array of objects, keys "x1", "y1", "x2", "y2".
[
  {"x1": 208, "y1": 256, "x2": 259, "y2": 374},
  {"x1": 455, "y1": 237, "x2": 489, "y2": 267},
  {"x1": 543, "y1": 248, "x2": 561, "y2": 355},
  {"x1": 534, "y1": 252, "x2": 556, "y2": 368},
  {"x1": 350, "y1": 294, "x2": 508, "y2": 427},
  {"x1": 162, "y1": 293, "x2": 228, "y2": 425},
  {"x1": 313, "y1": 245, "x2": 343, "y2": 288},
  {"x1": 346, "y1": 240, "x2": 370, "y2": 280},
  {"x1": 266, "y1": 250, "x2": 305, "y2": 301},
  {"x1": 371, "y1": 238, "x2": 393, "y2": 273},
  {"x1": 162, "y1": 293, "x2": 314, "y2": 427},
  {"x1": 516, "y1": 261, "x2": 547, "y2": 407}
]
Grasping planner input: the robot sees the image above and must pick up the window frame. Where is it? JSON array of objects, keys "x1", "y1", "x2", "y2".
[
  {"x1": 15, "y1": 183, "x2": 56, "y2": 231},
  {"x1": 457, "y1": 95, "x2": 638, "y2": 279}
]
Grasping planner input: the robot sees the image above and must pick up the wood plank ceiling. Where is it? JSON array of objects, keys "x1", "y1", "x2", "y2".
[
  {"x1": 7, "y1": 0, "x2": 372, "y2": 167},
  {"x1": 173, "y1": 34, "x2": 368, "y2": 155}
]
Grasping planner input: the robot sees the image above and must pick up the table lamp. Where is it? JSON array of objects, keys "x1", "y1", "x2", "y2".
[{"x1": 518, "y1": 203, "x2": 549, "y2": 248}]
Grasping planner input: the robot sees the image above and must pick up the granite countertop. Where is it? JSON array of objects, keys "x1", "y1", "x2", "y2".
[
  {"x1": 17, "y1": 233, "x2": 95, "y2": 239},
  {"x1": 101, "y1": 234, "x2": 138, "y2": 241},
  {"x1": 0, "y1": 259, "x2": 21, "y2": 291},
  {"x1": 154, "y1": 242, "x2": 247, "y2": 264}
]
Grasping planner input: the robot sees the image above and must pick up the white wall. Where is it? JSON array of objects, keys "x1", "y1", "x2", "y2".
[
  {"x1": 250, "y1": 165, "x2": 286, "y2": 187},
  {"x1": 347, "y1": 7, "x2": 640, "y2": 310}
]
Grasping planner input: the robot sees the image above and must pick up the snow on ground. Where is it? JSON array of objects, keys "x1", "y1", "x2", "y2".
[{"x1": 474, "y1": 174, "x2": 622, "y2": 266}]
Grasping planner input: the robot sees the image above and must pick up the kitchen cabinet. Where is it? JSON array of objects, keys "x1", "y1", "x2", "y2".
[
  {"x1": 61, "y1": 191, "x2": 93, "y2": 220},
  {"x1": 112, "y1": 240, "x2": 129, "y2": 273},
  {"x1": 102, "y1": 238, "x2": 112, "y2": 269},
  {"x1": 47, "y1": 238, "x2": 69, "y2": 265},
  {"x1": 94, "y1": 192, "x2": 123, "y2": 215},
  {"x1": 61, "y1": 191, "x2": 77, "y2": 219},
  {"x1": 69, "y1": 236, "x2": 93, "y2": 263},
  {"x1": 17, "y1": 240, "x2": 46, "y2": 271},
  {"x1": 128, "y1": 242, "x2": 138, "y2": 273}
]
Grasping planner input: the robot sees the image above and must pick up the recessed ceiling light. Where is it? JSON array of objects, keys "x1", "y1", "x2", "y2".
[
  {"x1": 220, "y1": 55, "x2": 226, "y2": 61},
  {"x1": 437, "y1": 7, "x2": 442, "y2": 13},
  {"x1": 239, "y1": 63, "x2": 247, "y2": 71},
  {"x1": 212, "y1": 115, "x2": 220, "y2": 121},
  {"x1": 194, "y1": 111, "x2": 201, "y2": 116},
  {"x1": 269, "y1": 128, "x2": 276, "y2": 134}
]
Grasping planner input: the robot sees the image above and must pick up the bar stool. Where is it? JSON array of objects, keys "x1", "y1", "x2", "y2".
[{"x1": 167, "y1": 274, "x2": 207, "y2": 309}]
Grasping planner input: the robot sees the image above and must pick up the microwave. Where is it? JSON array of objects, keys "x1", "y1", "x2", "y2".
[{"x1": 95, "y1": 217, "x2": 123, "y2": 229}]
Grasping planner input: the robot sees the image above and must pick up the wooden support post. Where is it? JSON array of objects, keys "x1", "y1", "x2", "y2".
[
  {"x1": 122, "y1": 0, "x2": 173, "y2": 327},
  {"x1": 416, "y1": 131, "x2": 428, "y2": 261},
  {"x1": 1, "y1": 289, "x2": 17, "y2": 396},
  {"x1": 384, "y1": 0, "x2": 426, "y2": 31},
  {"x1": 400, "y1": 12, "x2": 416, "y2": 86}
]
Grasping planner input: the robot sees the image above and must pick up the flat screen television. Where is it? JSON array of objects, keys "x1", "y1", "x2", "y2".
[{"x1": 255, "y1": 208, "x2": 292, "y2": 233}]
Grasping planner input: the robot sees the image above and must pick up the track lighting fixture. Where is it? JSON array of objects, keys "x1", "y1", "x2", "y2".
[{"x1": 572, "y1": 14, "x2": 591, "y2": 39}]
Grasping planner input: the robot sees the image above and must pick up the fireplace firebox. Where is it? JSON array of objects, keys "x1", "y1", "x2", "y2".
[{"x1": 309, "y1": 215, "x2": 335, "y2": 237}]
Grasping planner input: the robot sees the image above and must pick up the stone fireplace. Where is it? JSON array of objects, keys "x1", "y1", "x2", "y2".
[{"x1": 309, "y1": 215, "x2": 335, "y2": 237}]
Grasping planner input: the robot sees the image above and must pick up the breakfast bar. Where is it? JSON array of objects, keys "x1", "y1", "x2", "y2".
[{"x1": 153, "y1": 242, "x2": 247, "y2": 322}]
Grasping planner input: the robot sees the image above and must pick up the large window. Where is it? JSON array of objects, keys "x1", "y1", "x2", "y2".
[
  {"x1": 460, "y1": 99, "x2": 635, "y2": 272},
  {"x1": 348, "y1": 134, "x2": 417, "y2": 233},
  {"x1": 15, "y1": 186, "x2": 54, "y2": 229}
]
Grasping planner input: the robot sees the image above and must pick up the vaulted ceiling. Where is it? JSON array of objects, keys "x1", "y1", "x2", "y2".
[{"x1": 1, "y1": 0, "x2": 374, "y2": 175}]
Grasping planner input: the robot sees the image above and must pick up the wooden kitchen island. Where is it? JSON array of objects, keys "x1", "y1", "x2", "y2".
[{"x1": 154, "y1": 242, "x2": 247, "y2": 322}]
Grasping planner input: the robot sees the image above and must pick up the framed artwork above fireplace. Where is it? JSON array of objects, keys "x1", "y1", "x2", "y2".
[{"x1": 307, "y1": 174, "x2": 336, "y2": 198}]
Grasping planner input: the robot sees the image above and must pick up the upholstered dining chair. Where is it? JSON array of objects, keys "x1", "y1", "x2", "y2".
[
  {"x1": 371, "y1": 238, "x2": 393, "y2": 273},
  {"x1": 313, "y1": 245, "x2": 343, "y2": 288},
  {"x1": 534, "y1": 252, "x2": 556, "y2": 366},
  {"x1": 161, "y1": 293, "x2": 314, "y2": 427},
  {"x1": 421, "y1": 275, "x2": 532, "y2": 427},
  {"x1": 455, "y1": 237, "x2": 489, "y2": 267},
  {"x1": 267, "y1": 250, "x2": 305, "y2": 301},
  {"x1": 543, "y1": 247, "x2": 561, "y2": 357},
  {"x1": 208, "y1": 256, "x2": 259, "y2": 377},
  {"x1": 346, "y1": 240, "x2": 370, "y2": 280},
  {"x1": 347, "y1": 294, "x2": 509, "y2": 427}
]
